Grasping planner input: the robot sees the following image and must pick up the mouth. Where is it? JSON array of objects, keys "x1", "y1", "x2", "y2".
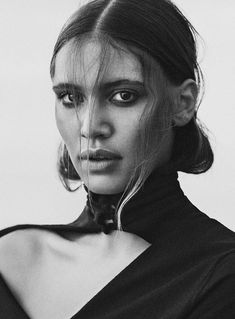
[
  {"x1": 79, "y1": 149, "x2": 122, "y2": 172},
  {"x1": 80, "y1": 149, "x2": 122, "y2": 161}
]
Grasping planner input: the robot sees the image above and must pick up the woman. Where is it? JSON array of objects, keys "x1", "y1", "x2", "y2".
[{"x1": 0, "y1": 0, "x2": 234, "y2": 318}]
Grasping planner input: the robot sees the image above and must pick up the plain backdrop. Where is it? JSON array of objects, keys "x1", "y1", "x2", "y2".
[{"x1": 0, "y1": 0, "x2": 234, "y2": 230}]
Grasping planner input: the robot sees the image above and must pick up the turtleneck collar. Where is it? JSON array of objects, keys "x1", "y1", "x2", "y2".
[{"x1": 70, "y1": 167, "x2": 187, "y2": 243}]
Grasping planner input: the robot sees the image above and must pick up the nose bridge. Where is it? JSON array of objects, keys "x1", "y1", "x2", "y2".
[
  {"x1": 80, "y1": 97, "x2": 111, "y2": 138},
  {"x1": 80, "y1": 98, "x2": 94, "y2": 133}
]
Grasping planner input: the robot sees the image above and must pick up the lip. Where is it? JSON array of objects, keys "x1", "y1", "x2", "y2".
[{"x1": 80, "y1": 149, "x2": 122, "y2": 161}]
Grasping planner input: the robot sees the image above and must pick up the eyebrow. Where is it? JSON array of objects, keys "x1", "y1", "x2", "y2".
[{"x1": 52, "y1": 79, "x2": 145, "y2": 93}]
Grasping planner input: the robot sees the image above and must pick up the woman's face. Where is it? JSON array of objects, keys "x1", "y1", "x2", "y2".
[{"x1": 52, "y1": 39, "x2": 173, "y2": 194}]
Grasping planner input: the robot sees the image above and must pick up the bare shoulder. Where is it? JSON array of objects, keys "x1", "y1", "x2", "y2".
[{"x1": 0, "y1": 228, "x2": 56, "y2": 276}]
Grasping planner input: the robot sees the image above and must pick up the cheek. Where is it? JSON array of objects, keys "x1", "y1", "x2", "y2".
[
  {"x1": 55, "y1": 106, "x2": 69, "y2": 142},
  {"x1": 55, "y1": 105, "x2": 80, "y2": 149},
  {"x1": 114, "y1": 109, "x2": 142, "y2": 146}
]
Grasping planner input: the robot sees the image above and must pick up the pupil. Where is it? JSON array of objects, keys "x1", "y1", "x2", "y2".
[
  {"x1": 68, "y1": 94, "x2": 74, "y2": 102},
  {"x1": 121, "y1": 92, "x2": 131, "y2": 100},
  {"x1": 69, "y1": 93, "x2": 83, "y2": 103}
]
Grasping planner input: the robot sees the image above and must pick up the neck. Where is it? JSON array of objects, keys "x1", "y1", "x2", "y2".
[{"x1": 77, "y1": 166, "x2": 183, "y2": 236}]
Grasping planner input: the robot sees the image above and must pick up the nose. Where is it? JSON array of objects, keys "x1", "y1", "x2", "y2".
[{"x1": 80, "y1": 101, "x2": 112, "y2": 140}]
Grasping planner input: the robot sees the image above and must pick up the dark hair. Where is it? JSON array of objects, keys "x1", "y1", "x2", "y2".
[{"x1": 50, "y1": 0, "x2": 214, "y2": 191}]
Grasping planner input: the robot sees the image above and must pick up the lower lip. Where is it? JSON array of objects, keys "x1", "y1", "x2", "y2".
[{"x1": 81, "y1": 159, "x2": 121, "y2": 172}]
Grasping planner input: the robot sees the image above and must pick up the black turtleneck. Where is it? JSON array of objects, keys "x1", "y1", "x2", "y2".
[
  {"x1": 70, "y1": 168, "x2": 186, "y2": 243},
  {"x1": 0, "y1": 169, "x2": 235, "y2": 318}
]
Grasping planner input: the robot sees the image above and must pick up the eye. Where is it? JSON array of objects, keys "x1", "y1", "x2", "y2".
[
  {"x1": 62, "y1": 93, "x2": 75, "y2": 104},
  {"x1": 110, "y1": 90, "x2": 138, "y2": 105},
  {"x1": 57, "y1": 91, "x2": 84, "y2": 108}
]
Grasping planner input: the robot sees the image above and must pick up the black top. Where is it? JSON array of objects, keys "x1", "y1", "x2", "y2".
[{"x1": 0, "y1": 169, "x2": 235, "y2": 318}]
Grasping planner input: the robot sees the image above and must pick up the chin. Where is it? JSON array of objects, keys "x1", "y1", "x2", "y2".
[{"x1": 82, "y1": 174, "x2": 126, "y2": 194}]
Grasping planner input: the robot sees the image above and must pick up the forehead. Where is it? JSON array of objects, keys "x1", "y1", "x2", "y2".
[{"x1": 53, "y1": 39, "x2": 143, "y2": 87}]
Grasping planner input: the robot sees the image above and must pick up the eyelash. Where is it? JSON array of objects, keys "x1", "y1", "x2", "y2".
[
  {"x1": 57, "y1": 91, "x2": 83, "y2": 108},
  {"x1": 56, "y1": 90, "x2": 139, "y2": 108},
  {"x1": 110, "y1": 90, "x2": 139, "y2": 105}
]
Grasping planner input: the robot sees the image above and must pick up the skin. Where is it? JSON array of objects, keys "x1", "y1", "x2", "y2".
[{"x1": 52, "y1": 39, "x2": 174, "y2": 194}]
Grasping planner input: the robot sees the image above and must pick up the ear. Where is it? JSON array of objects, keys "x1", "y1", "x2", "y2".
[{"x1": 173, "y1": 79, "x2": 198, "y2": 127}]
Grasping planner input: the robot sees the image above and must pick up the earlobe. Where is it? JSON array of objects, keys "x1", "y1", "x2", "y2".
[{"x1": 173, "y1": 79, "x2": 198, "y2": 127}]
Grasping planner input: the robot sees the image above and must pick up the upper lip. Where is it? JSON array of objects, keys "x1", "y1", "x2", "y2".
[{"x1": 80, "y1": 149, "x2": 122, "y2": 160}]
